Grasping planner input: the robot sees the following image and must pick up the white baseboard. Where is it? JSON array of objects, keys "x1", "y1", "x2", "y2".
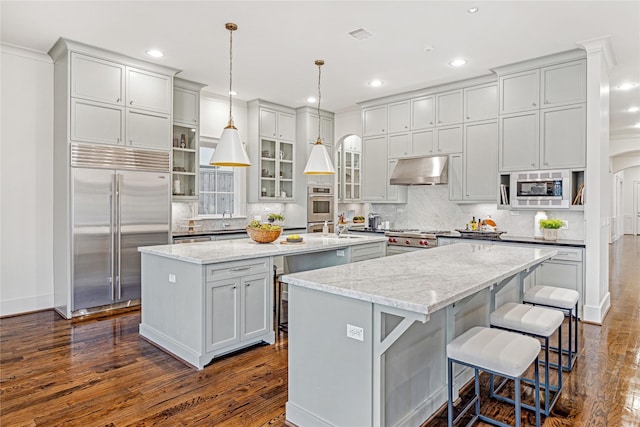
[
  {"x1": 0, "y1": 294, "x2": 53, "y2": 317},
  {"x1": 583, "y1": 292, "x2": 611, "y2": 325}
]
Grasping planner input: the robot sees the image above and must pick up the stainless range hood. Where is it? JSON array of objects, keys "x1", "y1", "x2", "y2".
[{"x1": 389, "y1": 155, "x2": 448, "y2": 185}]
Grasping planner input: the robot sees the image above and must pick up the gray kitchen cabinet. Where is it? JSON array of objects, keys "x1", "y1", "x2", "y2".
[
  {"x1": 411, "y1": 95, "x2": 435, "y2": 130},
  {"x1": 436, "y1": 89, "x2": 463, "y2": 126},
  {"x1": 411, "y1": 129, "x2": 435, "y2": 156},
  {"x1": 540, "y1": 60, "x2": 586, "y2": 108},
  {"x1": 70, "y1": 98, "x2": 124, "y2": 145},
  {"x1": 435, "y1": 125, "x2": 463, "y2": 154},
  {"x1": 499, "y1": 111, "x2": 539, "y2": 171},
  {"x1": 173, "y1": 86, "x2": 200, "y2": 125},
  {"x1": 464, "y1": 83, "x2": 497, "y2": 122},
  {"x1": 297, "y1": 106, "x2": 335, "y2": 187},
  {"x1": 540, "y1": 104, "x2": 586, "y2": 169},
  {"x1": 349, "y1": 241, "x2": 387, "y2": 263},
  {"x1": 448, "y1": 153, "x2": 463, "y2": 201},
  {"x1": 499, "y1": 69, "x2": 540, "y2": 114},
  {"x1": 463, "y1": 120, "x2": 498, "y2": 201},
  {"x1": 70, "y1": 53, "x2": 125, "y2": 106},
  {"x1": 362, "y1": 135, "x2": 387, "y2": 200},
  {"x1": 126, "y1": 67, "x2": 172, "y2": 114},
  {"x1": 126, "y1": 109, "x2": 171, "y2": 150},
  {"x1": 363, "y1": 105, "x2": 387, "y2": 136},
  {"x1": 362, "y1": 136, "x2": 407, "y2": 203},
  {"x1": 388, "y1": 132, "x2": 411, "y2": 158},
  {"x1": 205, "y1": 258, "x2": 271, "y2": 353},
  {"x1": 248, "y1": 101, "x2": 297, "y2": 202},
  {"x1": 388, "y1": 100, "x2": 410, "y2": 133}
]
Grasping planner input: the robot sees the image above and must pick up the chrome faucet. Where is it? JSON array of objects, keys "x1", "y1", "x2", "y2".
[{"x1": 221, "y1": 210, "x2": 231, "y2": 230}]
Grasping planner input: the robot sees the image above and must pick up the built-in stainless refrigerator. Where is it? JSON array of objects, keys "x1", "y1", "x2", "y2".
[{"x1": 55, "y1": 144, "x2": 170, "y2": 318}]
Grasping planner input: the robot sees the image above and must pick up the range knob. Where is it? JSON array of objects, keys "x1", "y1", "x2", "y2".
[
  {"x1": 405, "y1": 240, "x2": 411, "y2": 245},
  {"x1": 422, "y1": 240, "x2": 430, "y2": 246}
]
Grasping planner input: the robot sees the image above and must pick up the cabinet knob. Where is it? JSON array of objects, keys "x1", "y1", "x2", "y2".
[
  {"x1": 466, "y1": 116, "x2": 470, "y2": 120},
  {"x1": 438, "y1": 120, "x2": 442, "y2": 123},
  {"x1": 430, "y1": 122, "x2": 433, "y2": 125},
  {"x1": 129, "y1": 139, "x2": 133, "y2": 145},
  {"x1": 130, "y1": 101, "x2": 134, "y2": 105},
  {"x1": 232, "y1": 286, "x2": 236, "y2": 289},
  {"x1": 544, "y1": 100, "x2": 549, "y2": 104},
  {"x1": 382, "y1": 129, "x2": 385, "y2": 132},
  {"x1": 531, "y1": 163, "x2": 535, "y2": 166},
  {"x1": 116, "y1": 98, "x2": 121, "y2": 102},
  {"x1": 404, "y1": 126, "x2": 408, "y2": 129},
  {"x1": 246, "y1": 283, "x2": 251, "y2": 287},
  {"x1": 193, "y1": 119, "x2": 197, "y2": 123},
  {"x1": 532, "y1": 102, "x2": 536, "y2": 106}
]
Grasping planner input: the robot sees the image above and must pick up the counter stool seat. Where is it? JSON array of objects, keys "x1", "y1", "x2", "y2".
[
  {"x1": 490, "y1": 302, "x2": 564, "y2": 415},
  {"x1": 447, "y1": 326, "x2": 541, "y2": 427},
  {"x1": 524, "y1": 285, "x2": 579, "y2": 371}
]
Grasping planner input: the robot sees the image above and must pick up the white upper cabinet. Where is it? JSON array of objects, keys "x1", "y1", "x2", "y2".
[
  {"x1": 388, "y1": 133, "x2": 411, "y2": 158},
  {"x1": 363, "y1": 105, "x2": 388, "y2": 136},
  {"x1": 71, "y1": 98, "x2": 124, "y2": 145},
  {"x1": 260, "y1": 108, "x2": 294, "y2": 141},
  {"x1": 499, "y1": 111, "x2": 539, "y2": 171},
  {"x1": 410, "y1": 129, "x2": 435, "y2": 156},
  {"x1": 71, "y1": 53, "x2": 125, "y2": 106},
  {"x1": 464, "y1": 83, "x2": 497, "y2": 122},
  {"x1": 499, "y1": 69, "x2": 540, "y2": 114},
  {"x1": 411, "y1": 96, "x2": 435, "y2": 130},
  {"x1": 126, "y1": 68, "x2": 171, "y2": 114},
  {"x1": 463, "y1": 120, "x2": 498, "y2": 201},
  {"x1": 435, "y1": 125, "x2": 463, "y2": 154},
  {"x1": 361, "y1": 135, "x2": 387, "y2": 201},
  {"x1": 126, "y1": 109, "x2": 171, "y2": 150},
  {"x1": 173, "y1": 87, "x2": 199, "y2": 125},
  {"x1": 540, "y1": 60, "x2": 586, "y2": 108},
  {"x1": 436, "y1": 89, "x2": 463, "y2": 126},
  {"x1": 540, "y1": 104, "x2": 586, "y2": 169},
  {"x1": 387, "y1": 101, "x2": 410, "y2": 133}
]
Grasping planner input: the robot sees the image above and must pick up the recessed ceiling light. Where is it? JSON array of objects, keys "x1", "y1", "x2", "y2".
[
  {"x1": 634, "y1": 122, "x2": 640, "y2": 128},
  {"x1": 229, "y1": 90, "x2": 237, "y2": 96},
  {"x1": 368, "y1": 80, "x2": 383, "y2": 87},
  {"x1": 449, "y1": 58, "x2": 467, "y2": 67},
  {"x1": 307, "y1": 96, "x2": 317, "y2": 103},
  {"x1": 467, "y1": 7, "x2": 479, "y2": 13},
  {"x1": 627, "y1": 106, "x2": 639, "y2": 113},
  {"x1": 145, "y1": 49, "x2": 164, "y2": 58},
  {"x1": 616, "y1": 82, "x2": 637, "y2": 91}
]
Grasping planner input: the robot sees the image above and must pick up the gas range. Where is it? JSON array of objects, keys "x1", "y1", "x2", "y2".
[{"x1": 385, "y1": 230, "x2": 452, "y2": 248}]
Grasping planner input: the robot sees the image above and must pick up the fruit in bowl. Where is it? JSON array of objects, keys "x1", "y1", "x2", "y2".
[
  {"x1": 246, "y1": 220, "x2": 281, "y2": 243},
  {"x1": 286, "y1": 234, "x2": 303, "y2": 243}
]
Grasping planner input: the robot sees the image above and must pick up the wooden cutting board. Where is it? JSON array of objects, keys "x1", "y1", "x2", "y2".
[{"x1": 280, "y1": 240, "x2": 305, "y2": 245}]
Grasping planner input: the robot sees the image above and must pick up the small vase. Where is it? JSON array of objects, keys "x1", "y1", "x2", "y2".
[{"x1": 543, "y1": 228, "x2": 558, "y2": 241}]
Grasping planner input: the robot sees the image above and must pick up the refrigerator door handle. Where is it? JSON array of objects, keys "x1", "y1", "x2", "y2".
[
  {"x1": 110, "y1": 172, "x2": 117, "y2": 301},
  {"x1": 116, "y1": 173, "x2": 122, "y2": 300}
]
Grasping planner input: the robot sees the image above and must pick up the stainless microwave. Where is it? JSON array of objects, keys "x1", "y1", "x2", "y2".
[{"x1": 510, "y1": 170, "x2": 571, "y2": 209}]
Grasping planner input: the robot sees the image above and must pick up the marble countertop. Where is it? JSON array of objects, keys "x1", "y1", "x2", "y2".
[
  {"x1": 139, "y1": 233, "x2": 387, "y2": 264},
  {"x1": 281, "y1": 243, "x2": 556, "y2": 315},
  {"x1": 443, "y1": 232, "x2": 585, "y2": 247}
]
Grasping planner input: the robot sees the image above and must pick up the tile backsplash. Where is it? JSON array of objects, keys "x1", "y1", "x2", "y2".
[{"x1": 372, "y1": 185, "x2": 585, "y2": 240}]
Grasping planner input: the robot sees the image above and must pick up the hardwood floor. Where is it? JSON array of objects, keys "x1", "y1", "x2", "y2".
[{"x1": 1, "y1": 236, "x2": 638, "y2": 426}]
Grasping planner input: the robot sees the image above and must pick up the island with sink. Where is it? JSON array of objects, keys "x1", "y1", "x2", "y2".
[{"x1": 137, "y1": 233, "x2": 387, "y2": 369}]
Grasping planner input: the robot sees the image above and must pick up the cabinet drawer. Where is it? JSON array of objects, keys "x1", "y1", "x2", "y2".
[
  {"x1": 351, "y1": 242, "x2": 386, "y2": 263},
  {"x1": 206, "y1": 258, "x2": 270, "y2": 282},
  {"x1": 549, "y1": 247, "x2": 582, "y2": 262}
]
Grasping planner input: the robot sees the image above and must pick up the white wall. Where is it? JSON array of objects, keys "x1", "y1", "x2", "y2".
[{"x1": 0, "y1": 45, "x2": 54, "y2": 316}]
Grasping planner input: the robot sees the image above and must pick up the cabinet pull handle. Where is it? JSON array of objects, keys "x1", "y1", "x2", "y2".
[
  {"x1": 129, "y1": 139, "x2": 133, "y2": 145},
  {"x1": 231, "y1": 266, "x2": 251, "y2": 272},
  {"x1": 544, "y1": 100, "x2": 549, "y2": 104}
]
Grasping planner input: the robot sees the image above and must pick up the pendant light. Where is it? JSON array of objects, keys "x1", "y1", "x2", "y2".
[
  {"x1": 304, "y1": 60, "x2": 335, "y2": 175},
  {"x1": 210, "y1": 22, "x2": 251, "y2": 167}
]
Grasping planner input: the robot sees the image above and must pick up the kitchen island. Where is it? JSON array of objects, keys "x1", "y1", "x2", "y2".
[
  {"x1": 137, "y1": 233, "x2": 387, "y2": 369},
  {"x1": 280, "y1": 243, "x2": 556, "y2": 427}
]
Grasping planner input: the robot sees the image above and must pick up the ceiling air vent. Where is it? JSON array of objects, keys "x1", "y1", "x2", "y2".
[{"x1": 348, "y1": 28, "x2": 373, "y2": 40}]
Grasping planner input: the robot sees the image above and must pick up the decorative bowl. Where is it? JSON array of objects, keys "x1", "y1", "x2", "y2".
[
  {"x1": 286, "y1": 236, "x2": 303, "y2": 243},
  {"x1": 246, "y1": 226, "x2": 281, "y2": 243}
]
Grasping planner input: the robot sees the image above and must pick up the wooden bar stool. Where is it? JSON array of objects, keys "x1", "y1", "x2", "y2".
[
  {"x1": 490, "y1": 302, "x2": 564, "y2": 415},
  {"x1": 524, "y1": 285, "x2": 579, "y2": 371},
  {"x1": 447, "y1": 326, "x2": 541, "y2": 427}
]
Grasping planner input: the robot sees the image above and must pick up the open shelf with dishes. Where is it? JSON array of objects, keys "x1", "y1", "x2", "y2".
[
  {"x1": 172, "y1": 124, "x2": 198, "y2": 199},
  {"x1": 259, "y1": 138, "x2": 294, "y2": 200}
]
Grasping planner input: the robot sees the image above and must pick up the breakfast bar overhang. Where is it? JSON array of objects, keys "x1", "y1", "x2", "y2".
[{"x1": 280, "y1": 243, "x2": 556, "y2": 427}]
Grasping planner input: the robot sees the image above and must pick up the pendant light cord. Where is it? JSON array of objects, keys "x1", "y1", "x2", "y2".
[
  {"x1": 316, "y1": 60, "x2": 324, "y2": 142},
  {"x1": 228, "y1": 26, "x2": 234, "y2": 125}
]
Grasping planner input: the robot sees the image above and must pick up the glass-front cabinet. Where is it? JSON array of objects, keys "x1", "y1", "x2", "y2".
[
  {"x1": 259, "y1": 139, "x2": 294, "y2": 200},
  {"x1": 338, "y1": 135, "x2": 362, "y2": 202},
  {"x1": 172, "y1": 124, "x2": 198, "y2": 198}
]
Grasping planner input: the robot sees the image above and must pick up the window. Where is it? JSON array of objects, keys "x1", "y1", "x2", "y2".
[{"x1": 198, "y1": 146, "x2": 234, "y2": 215}]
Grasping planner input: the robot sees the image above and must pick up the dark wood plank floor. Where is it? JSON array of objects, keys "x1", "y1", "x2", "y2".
[{"x1": 1, "y1": 236, "x2": 638, "y2": 426}]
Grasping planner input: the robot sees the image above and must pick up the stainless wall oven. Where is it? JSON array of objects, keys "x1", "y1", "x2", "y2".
[{"x1": 307, "y1": 186, "x2": 335, "y2": 232}]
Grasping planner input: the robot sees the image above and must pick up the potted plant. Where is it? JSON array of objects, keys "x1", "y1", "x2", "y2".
[
  {"x1": 539, "y1": 218, "x2": 564, "y2": 241},
  {"x1": 353, "y1": 216, "x2": 365, "y2": 224},
  {"x1": 267, "y1": 213, "x2": 285, "y2": 223}
]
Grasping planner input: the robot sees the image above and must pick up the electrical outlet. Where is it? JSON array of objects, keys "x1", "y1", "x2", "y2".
[
  {"x1": 346, "y1": 324, "x2": 364, "y2": 341},
  {"x1": 397, "y1": 208, "x2": 405, "y2": 213},
  {"x1": 510, "y1": 210, "x2": 520, "y2": 216},
  {"x1": 264, "y1": 207, "x2": 271, "y2": 212},
  {"x1": 168, "y1": 273, "x2": 176, "y2": 283},
  {"x1": 336, "y1": 250, "x2": 345, "y2": 257},
  {"x1": 561, "y1": 221, "x2": 569, "y2": 230}
]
